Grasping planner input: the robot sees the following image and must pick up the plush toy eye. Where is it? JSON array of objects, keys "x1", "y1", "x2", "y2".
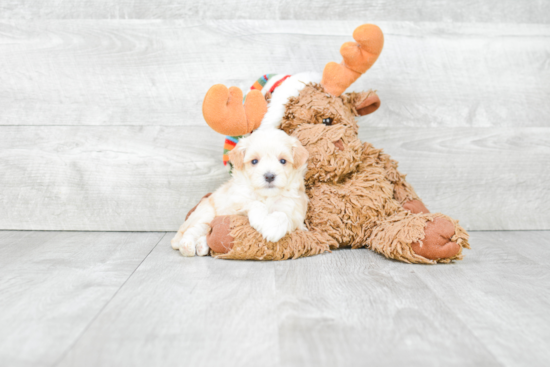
[
  {"x1": 251, "y1": 159, "x2": 258, "y2": 165},
  {"x1": 280, "y1": 159, "x2": 286, "y2": 165},
  {"x1": 322, "y1": 118, "x2": 333, "y2": 126}
]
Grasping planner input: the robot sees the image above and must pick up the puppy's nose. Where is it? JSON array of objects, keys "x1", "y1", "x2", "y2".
[
  {"x1": 333, "y1": 139, "x2": 344, "y2": 151},
  {"x1": 264, "y1": 172, "x2": 276, "y2": 183}
]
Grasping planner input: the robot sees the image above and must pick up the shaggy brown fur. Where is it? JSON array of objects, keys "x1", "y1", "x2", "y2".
[
  {"x1": 207, "y1": 83, "x2": 470, "y2": 264},
  {"x1": 211, "y1": 215, "x2": 335, "y2": 261}
]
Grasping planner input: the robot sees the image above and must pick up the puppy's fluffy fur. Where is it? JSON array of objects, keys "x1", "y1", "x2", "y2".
[{"x1": 171, "y1": 129, "x2": 309, "y2": 256}]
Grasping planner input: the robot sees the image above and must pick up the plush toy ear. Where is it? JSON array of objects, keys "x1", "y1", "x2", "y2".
[
  {"x1": 354, "y1": 91, "x2": 381, "y2": 116},
  {"x1": 292, "y1": 142, "x2": 309, "y2": 169},
  {"x1": 228, "y1": 145, "x2": 246, "y2": 170}
]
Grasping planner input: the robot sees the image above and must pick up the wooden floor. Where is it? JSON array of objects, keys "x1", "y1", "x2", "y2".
[{"x1": 0, "y1": 230, "x2": 548, "y2": 367}]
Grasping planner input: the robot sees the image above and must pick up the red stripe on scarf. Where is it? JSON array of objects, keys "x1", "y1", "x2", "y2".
[{"x1": 269, "y1": 75, "x2": 291, "y2": 94}]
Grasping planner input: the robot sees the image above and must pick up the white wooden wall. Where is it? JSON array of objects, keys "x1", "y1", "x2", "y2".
[{"x1": 0, "y1": 3, "x2": 549, "y2": 231}]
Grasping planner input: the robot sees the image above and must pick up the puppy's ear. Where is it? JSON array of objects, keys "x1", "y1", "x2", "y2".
[
  {"x1": 292, "y1": 141, "x2": 309, "y2": 169},
  {"x1": 228, "y1": 146, "x2": 245, "y2": 171},
  {"x1": 229, "y1": 137, "x2": 249, "y2": 171}
]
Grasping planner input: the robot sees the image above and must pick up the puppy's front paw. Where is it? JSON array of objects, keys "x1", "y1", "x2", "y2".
[
  {"x1": 179, "y1": 238, "x2": 196, "y2": 257},
  {"x1": 259, "y1": 212, "x2": 290, "y2": 243},
  {"x1": 196, "y1": 236, "x2": 210, "y2": 257},
  {"x1": 171, "y1": 232, "x2": 183, "y2": 249},
  {"x1": 249, "y1": 201, "x2": 269, "y2": 232}
]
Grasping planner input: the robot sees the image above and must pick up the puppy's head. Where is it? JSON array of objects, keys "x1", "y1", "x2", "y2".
[{"x1": 229, "y1": 129, "x2": 309, "y2": 197}]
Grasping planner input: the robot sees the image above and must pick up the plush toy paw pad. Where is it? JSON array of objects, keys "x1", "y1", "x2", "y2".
[
  {"x1": 206, "y1": 216, "x2": 234, "y2": 254},
  {"x1": 411, "y1": 217, "x2": 460, "y2": 260},
  {"x1": 403, "y1": 200, "x2": 430, "y2": 214}
]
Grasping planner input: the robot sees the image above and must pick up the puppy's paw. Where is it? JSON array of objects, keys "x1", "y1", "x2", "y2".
[
  {"x1": 249, "y1": 201, "x2": 269, "y2": 232},
  {"x1": 196, "y1": 236, "x2": 210, "y2": 257},
  {"x1": 171, "y1": 232, "x2": 183, "y2": 249},
  {"x1": 179, "y1": 237, "x2": 196, "y2": 257},
  {"x1": 259, "y1": 212, "x2": 290, "y2": 242}
]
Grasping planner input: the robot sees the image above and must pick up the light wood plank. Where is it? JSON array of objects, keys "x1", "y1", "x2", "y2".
[
  {"x1": 0, "y1": 230, "x2": 164, "y2": 367},
  {"x1": 272, "y1": 247, "x2": 501, "y2": 367},
  {"x1": 0, "y1": 21, "x2": 548, "y2": 127},
  {"x1": 56, "y1": 233, "x2": 280, "y2": 367},
  {"x1": 1, "y1": 1, "x2": 549, "y2": 23},
  {"x1": 480, "y1": 230, "x2": 550, "y2": 268},
  {"x1": 414, "y1": 231, "x2": 550, "y2": 366},
  {"x1": 1, "y1": 126, "x2": 548, "y2": 231},
  {"x1": 0, "y1": 125, "x2": 230, "y2": 231}
]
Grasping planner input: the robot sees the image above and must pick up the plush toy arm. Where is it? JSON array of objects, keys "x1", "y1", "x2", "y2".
[
  {"x1": 389, "y1": 168, "x2": 420, "y2": 204},
  {"x1": 207, "y1": 215, "x2": 334, "y2": 261},
  {"x1": 360, "y1": 141, "x2": 422, "y2": 206}
]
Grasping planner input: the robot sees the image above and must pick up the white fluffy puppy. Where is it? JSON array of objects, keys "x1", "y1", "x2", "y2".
[{"x1": 171, "y1": 129, "x2": 310, "y2": 256}]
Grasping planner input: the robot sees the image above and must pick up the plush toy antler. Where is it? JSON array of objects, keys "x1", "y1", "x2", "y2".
[
  {"x1": 202, "y1": 85, "x2": 267, "y2": 136},
  {"x1": 321, "y1": 24, "x2": 384, "y2": 96}
]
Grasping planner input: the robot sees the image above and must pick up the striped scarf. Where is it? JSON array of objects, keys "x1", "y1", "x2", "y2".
[{"x1": 223, "y1": 74, "x2": 290, "y2": 172}]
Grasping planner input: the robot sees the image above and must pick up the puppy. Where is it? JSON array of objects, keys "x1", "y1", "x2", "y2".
[{"x1": 171, "y1": 129, "x2": 310, "y2": 256}]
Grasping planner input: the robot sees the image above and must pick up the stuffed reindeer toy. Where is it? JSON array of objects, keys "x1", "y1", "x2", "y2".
[{"x1": 175, "y1": 24, "x2": 470, "y2": 264}]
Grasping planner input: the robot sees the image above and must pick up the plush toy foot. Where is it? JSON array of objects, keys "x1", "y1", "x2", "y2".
[
  {"x1": 369, "y1": 212, "x2": 469, "y2": 264},
  {"x1": 206, "y1": 216, "x2": 235, "y2": 254},
  {"x1": 403, "y1": 200, "x2": 429, "y2": 214},
  {"x1": 402, "y1": 202, "x2": 461, "y2": 260},
  {"x1": 410, "y1": 217, "x2": 460, "y2": 261}
]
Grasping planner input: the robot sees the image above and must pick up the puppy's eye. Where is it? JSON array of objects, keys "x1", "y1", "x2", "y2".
[
  {"x1": 251, "y1": 159, "x2": 258, "y2": 165},
  {"x1": 280, "y1": 159, "x2": 286, "y2": 165},
  {"x1": 322, "y1": 118, "x2": 333, "y2": 126}
]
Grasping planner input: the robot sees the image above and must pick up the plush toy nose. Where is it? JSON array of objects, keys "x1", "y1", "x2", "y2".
[
  {"x1": 264, "y1": 172, "x2": 276, "y2": 183},
  {"x1": 333, "y1": 139, "x2": 345, "y2": 151}
]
